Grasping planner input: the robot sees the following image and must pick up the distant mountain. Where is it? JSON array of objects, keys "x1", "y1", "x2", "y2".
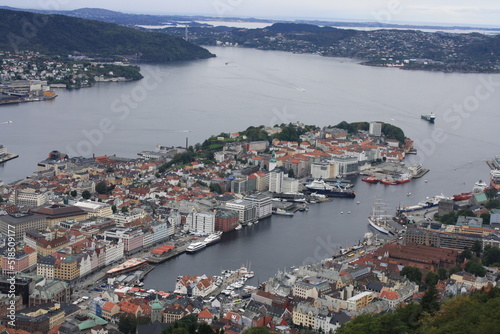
[
  {"x1": 0, "y1": 6, "x2": 214, "y2": 26},
  {"x1": 0, "y1": 8, "x2": 214, "y2": 62}
]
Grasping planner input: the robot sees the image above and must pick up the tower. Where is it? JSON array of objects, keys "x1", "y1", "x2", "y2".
[
  {"x1": 150, "y1": 294, "x2": 163, "y2": 323},
  {"x1": 269, "y1": 151, "x2": 277, "y2": 172}
]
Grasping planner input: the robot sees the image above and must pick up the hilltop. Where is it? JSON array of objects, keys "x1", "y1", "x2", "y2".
[{"x1": 0, "y1": 8, "x2": 214, "y2": 62}]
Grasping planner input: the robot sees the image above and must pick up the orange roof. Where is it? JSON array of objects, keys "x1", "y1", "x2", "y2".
[
  {"x1": 120, "y1": 300, "x2": 140, "y2": 315},
  {"x1": 380, "y1": 290, "x2": 400, "y2": 300},
  {"x1": 102, "y1": 301, "x2": 118, "y2": 312},
  {"x1": 198, "y1": 309, "x2": 214, "y2": 319}
]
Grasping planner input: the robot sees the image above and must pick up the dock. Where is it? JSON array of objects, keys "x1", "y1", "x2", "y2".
[
  {"x1": 412, "y1": 168, "x2": 430, "y2": 178},
  {"x1": 0, "y1": 153, "x2": 19, "y2": 164},
  {"x1": 145, "y1": 243, "x2": 190, "y2": 264}
]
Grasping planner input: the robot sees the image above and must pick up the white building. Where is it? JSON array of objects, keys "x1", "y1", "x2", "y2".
[
  {"x1": 268, "y1": 170, "x2": 284, "y2": 193},
  {"x1": 282, "y1": 177, "x2": 299, "y2": 194},
  {"x1": 225, "y1": 199, "x2": 257, "y2": 224},
  {"x1": 102, "y1": 239, "x2": 124, "y2": 265},
  {"x1": 186, "y1": 211, "x2": 216, "y2": 235},
  {"x1": 151, "y1": 220, "x2": 169, "y2": 244},
  {"x1": 9, "y1": 190, "x2": 48, "y2": 207},
  {"x1": 311, "y1": 162, "x2": 335, "y2": 179},
  {"x1": 244, "y1": 194, "x2": 272, "y2": 219},
  {"x1": 71, "y1": 200, "x2": 113, "y2": 218},
  {"x1": 369, "y1": 122, "x2": 382, "y2": 136}
]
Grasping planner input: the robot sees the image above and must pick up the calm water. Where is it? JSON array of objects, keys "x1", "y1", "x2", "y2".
[{"x1": 1, "y1": 47, "x2": 499, "y2": 290}]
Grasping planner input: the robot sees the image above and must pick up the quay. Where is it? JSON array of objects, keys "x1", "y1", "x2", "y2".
[
  {"x1": 412, "y1": 168, "x2": 430, "y2": 178},
  {"x1": 0, "y1": 145, "x2": 19, "y2": 164},
  {"x1": 145, "y1": 243, "x2": 190, "y2": 264}
]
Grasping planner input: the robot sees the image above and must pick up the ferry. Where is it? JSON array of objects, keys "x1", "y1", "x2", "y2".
[
  {"x1": 186, "y1": 241, "x2": 207, "y2": 253},
  {"x1": 304, "y1": 179, "x2": 356, "y2": 198},
  {"x1": 204, "y1": 231, "x2": 223, "y2": 246}
]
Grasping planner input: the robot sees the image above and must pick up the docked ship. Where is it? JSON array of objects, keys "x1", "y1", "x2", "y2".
[
  {"x1": 490, "y1": 170, "x2": 500, "y2": 190},
  {"x1": 304, "y1": 179, "x2": 356, "y2": 198},
  {"x1": 421, "y1": 113, "x2": 436, "y2": 123},
  {"x1": 368, "y1": 198, "x2": 391, "y2": 235},
  {"x1": 473, "y1": 180, "x2": 488, "y2": 193},
  {"x1": 186, "y1": 241, "x2": 207, "y2": 253},
  {"x1": 453, "y1": 192, "x2": 472, "y2": 201},
  {"x1": 273, "y1": 208, "x2": 294, "y2": 216},
  {"x1": 204, "y1": 232, "x2": 223, "y2": 246},
  {"x1": 396, "y1": 172, "x2": 412, "y2": 184},
  {"x1": 362, "y1": 175, "x2": 379, "y2": 184},
  {"x1": 106, "y1": 258, "x2": 149, "y2": 277},
  {"x1": 397, "y1": 194, "x2": 450, "y2": 213}
]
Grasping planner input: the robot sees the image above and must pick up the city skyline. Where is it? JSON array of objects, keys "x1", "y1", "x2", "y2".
[{"x1": 2, "y1": 0, "x2": 500, "y2": 27}]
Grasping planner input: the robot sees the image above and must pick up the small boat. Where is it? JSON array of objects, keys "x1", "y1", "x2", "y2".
[
  {"x1": 407, "y1": 192, "x2": 411, "y2": 196},
  {"x1": 347, "y1": 211, "x2": 351, "y2": 214},
  {"x1": 357, "y1": 201, "x2": 360, "y2": 204},
  {"x1": 421, "y1": 113, "x2": 436, "y2": 123},
  {"x1": 340, "y1": 211, "x2": 343, "y2": 214},
  {"x1": 235, "y1": 224, "x2": 242, "y2": 231}
]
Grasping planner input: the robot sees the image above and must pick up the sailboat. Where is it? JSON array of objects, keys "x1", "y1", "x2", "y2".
[{"x1": 368, "y1": 197, "x2": 392, "y2": 235}]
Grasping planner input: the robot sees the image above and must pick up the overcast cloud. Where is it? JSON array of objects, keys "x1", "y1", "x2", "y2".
[{"x1": 3, "y1": 0, "x2": 500, "y2": 27}]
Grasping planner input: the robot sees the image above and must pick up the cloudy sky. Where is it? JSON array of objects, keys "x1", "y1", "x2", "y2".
[{"x1": 4, "y1": 0, "x2": 500, "y2": 27}]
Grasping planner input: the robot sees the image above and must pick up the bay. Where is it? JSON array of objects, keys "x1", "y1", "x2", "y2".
[{"x1": 0, "y1": 46, "x2": 499, "y2": 290}]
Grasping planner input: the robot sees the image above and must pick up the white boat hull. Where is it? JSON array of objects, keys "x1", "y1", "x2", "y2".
[{"x1": 368, "y1": 218, "x2": 390, "y2": 235}]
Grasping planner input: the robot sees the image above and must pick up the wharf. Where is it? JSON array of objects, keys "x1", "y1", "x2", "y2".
[
  {"x1": 412, "y1": 168, "x2": 430, "y2": 178},
  {"x1": 146, "y1": 242, "x2": 190, "y2": 264},
  {"x1": 0, "y1": 153, "x2": 19, "y2": 164}
]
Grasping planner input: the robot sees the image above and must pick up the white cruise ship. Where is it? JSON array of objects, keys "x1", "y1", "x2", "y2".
[{"x1": 186, "y1": 241, "x2": 207, "y2": 253}]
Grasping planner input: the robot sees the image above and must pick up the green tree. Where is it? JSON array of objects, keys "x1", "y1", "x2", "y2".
[
  {"x1": 112, "y1": 205, "x2": 117, "y2": 214},
  {"x1": 480, "y1": 212, "x2": 490, "y2": 224},
  {"x1": 458, "y1": 249, "x2": 473, "y2": 263},
  {"x1": 421, "y1": 284, "x2": 440, "y2": 314},
  {"x1": 118, "y1": 315, "x2": 137, "y2": 334},
  {"x1": 457, "y1": 208, "x2": 475, "y2": 217},
  {"x1": 70, "y1": 190, "x2": 77, "y2": 197},
  {"x1": 96, "y1": 181, "x2": 108, "y2": 194},
  {"x1": 465, "y1": 261, "x2": 486, "y2": 277},
  {"x1": 485, "y1": 188, "x2": 498, "y2": 200},
  {"x1": 472, "y1": 240, "x2": 483, "y2": 257},
  {"x1": 0, "y1": 196, "x2": 3, "y2": 203},
  {"x1": 197, "y1": 323, "x2": 214, "y2": 334},
  {"x1": 425, "y1": 271, "x2": 439, "y2": 287},
  {"x1": 400, "y1": 266, "x2": 422, "y2": 284},
  {"x1": 209, "y1": 183, "x2": 223, "y2": 194},
  {"x1": 482, "y1": 246, "x2": 500, "y2": 266},
  {"x1": 438, "y1": 267, "x2": 448, "y2": 280},
  {"x1": 82, "y1": 190, "x2": 91, "y2": 199},
  {"x1": 242, "y1": 327, "x2": 271, "y2": 334},
  {"x1": 288, "y1": 168, "x2": 295, "y2": 178},
  {"x1": 485, "y1": 198, "x2": 500, "y2": 209},
  {"x1": 121, "y1": 206, "x2": 129, "y2": 213},
  {"x1": 448, "y1": 265, "x2": 461, "y2": 276}
]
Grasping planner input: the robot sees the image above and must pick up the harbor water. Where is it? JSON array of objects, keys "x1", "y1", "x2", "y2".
[{"x1": 0, "y1": 46, "x2": 498, "y2": 290}]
